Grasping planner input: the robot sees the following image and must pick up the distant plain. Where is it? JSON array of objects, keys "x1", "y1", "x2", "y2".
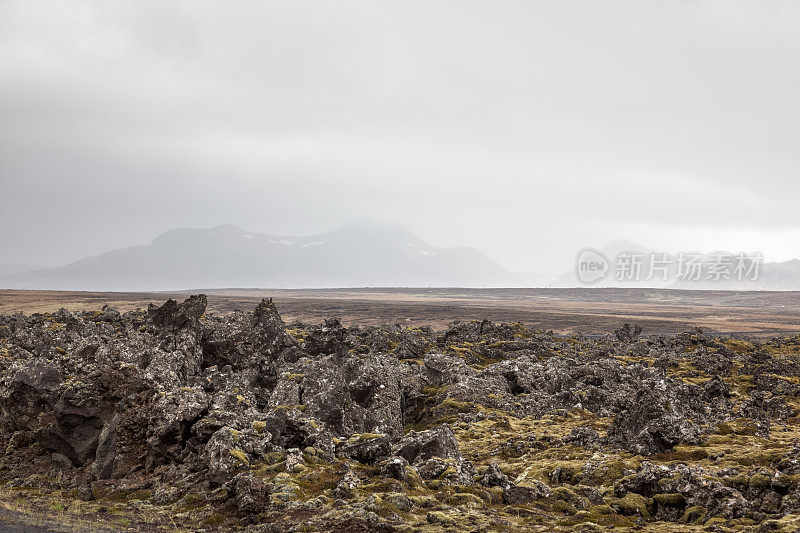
[{"x1": 1, "y1": 288, "x2": 799, "y2": 336}]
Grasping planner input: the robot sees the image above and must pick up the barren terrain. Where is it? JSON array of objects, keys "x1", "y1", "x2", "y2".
[
  {"x1": 1, "y1": 288, "x2": 799, "y2": 336},
  {"x1": 2, "y1": 294, "x2": 800, "y2": 531}
]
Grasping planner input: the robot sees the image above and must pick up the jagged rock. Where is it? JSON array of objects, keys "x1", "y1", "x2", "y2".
[
  {"x1": 380, "y1": 456, "x2": 409, "y2": 480},
  {"x1": 480, "y1": 463, "x2": 510, "y2": 489},
  {"x1": 92, "y1": 414, "x2": 119, "y2": 479},
  {"x1": 147, "y1": 294, "x2": 207, "y2": 330},
  {"x1": 503, "y1": 481, "x2": 552, "y2": 504},
  {"x1": 147, "y1": 386, "x2": 211, "y2": 463},
  {"x1": 333, "y1": 470, "x2": 361, "y2": 499},
  {"x1": 304, "y1": 318, "x2": 351, "y2": 357},
  {"x1": 51, "y1": 452, "x2": 75, "y2": 472},
  {"x1": 394, "y1": 424, "x2": 461, "y2": 465},
  {"x1": 0, "y1": 297, "x2": 797, "y2": 530},
  {"x1": 606, "y1": 384, "x2": 701, "y2": 455},
  {"x1": 615, "y1": 323, "x2": 643, "y2": 342},
  {"x1": 704, "y1": 374, "x2": 731, "y2": 399},
  {"x1": 563, "y1": 426, "x2": 600, "y2": 448},
  {"x1": 336, "y1": 434, "x2": 392, "y2": 464},
  {"x1": 204, "y1": 426, "x2": 272, "y2": 485},
  {"x1": 228, "y1": 473, "x2": 270, "y2": 514},
  {"x1": 261, "y1": 408, "x2": 332, "y2": 452},
  {"x1": 293, "y1": 352, "x2": 404, "y2": 439},
  {"x1": 96, "y1": 305, "x2": 121, "y2": 323}
]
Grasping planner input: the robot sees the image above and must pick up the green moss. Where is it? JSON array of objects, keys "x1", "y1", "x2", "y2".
[
  {"x1": 558, "y1": 506, "x2": 635, "y2": 528},
  {"x1": 177, "y1": 493, "x2": 207, "y2": 511},
  {"x1": 551, "y1": 485, "x2": 578, "y2": 499},
  {"x1": 229, "y1": 448, "x2": 249, "y2": 465},
  {"x1": 608, "y1": 493, "x2": 650, "y2": 517},
  {"x1": 201, "y1": 513, "x2": 227, "y2": 526},
  {"x1": 125, "y1": 489, "x2": 152, "y2": 501},
  {"x1": 548, "y1": 465, "x2": 582, "y2": 485},
  {"x1": 443, "y1": 493, "x2": 484, "y2": 507},
  {"x1": 421, "y1": 385, "x2": 447, "y2": 396},
  {"x1": 440, "y1": 398, "x2": 472, "y2": 413},
  {"x1": 550, "y1": 499, "x2": 577, "y2": 514},
  {"x1": 426, "y1": 511, "x2": 456, "y2": 527},
  {"x1": 356, "y1": 433, "x2": 384, "y2": 441},
  {"x1": 683, "y1": 505, "x2": 707, "y2": 524},
  {"x1": 716, "y1": 422, "x2": 734, "y2": 435},
  {"x1": 652, "y1": 493, "x2": 685, "y2": 507}
]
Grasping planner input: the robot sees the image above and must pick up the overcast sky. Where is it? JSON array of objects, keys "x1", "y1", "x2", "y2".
[{"x1": 1, "y1": 1, "x2": 799, "y2": 273}]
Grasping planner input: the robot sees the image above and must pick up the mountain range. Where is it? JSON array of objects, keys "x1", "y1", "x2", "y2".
[
  {"x1": 552, "y1": 239, "x2": 800, "y2": 291},
  {"x1": 3, "y1": 227, "x2": 800, "y2": 291},
  {"x1": 0, "y1": 223, "x2": 517, "y2": 291}
]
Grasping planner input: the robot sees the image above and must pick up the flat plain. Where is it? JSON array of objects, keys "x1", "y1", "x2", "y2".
[{"x1": 1, "y1": 287, "x2": 798, "y2": 335}]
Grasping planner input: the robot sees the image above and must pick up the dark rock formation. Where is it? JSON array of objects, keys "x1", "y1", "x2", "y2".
[{"x1": 0, "y1": 300, "x2": 798, "y2": 530}]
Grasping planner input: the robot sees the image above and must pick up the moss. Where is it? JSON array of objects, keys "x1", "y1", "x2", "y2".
[
  {"x1": 724, "y1": 474, "x2": 749, "y2": 489},
  {"x1": 262, "y1": 451, "x2": 286, "y2": 464},
  {"x1": 443, "y1": 492, "x2": 484, "y2": 507},
  {"x1": 294, "y1": 468, "x2": 339, "y2": 497},
  {"x1": 439, "y1": 398, "x2": 472, "y2": 413},
  {"x1": 550, "y1": 499, "x2": 577, "y2": 514},
  {"x1": 608, "y1": 493, "x2": 650, "y2": 518},
  {"x1": 421, "y1": 385, "x2": 447, "y2": 396},
  {"x1": 177, "y1": 493, "x2": 207, "y2": 511},
  {"x1": 550, "y1": 485, "x2": 578, "y2": 499},
  {"x1": 426, "y1": 511, "x2": 456, "y2": 527},
  {"x1": 683, "y1": 505, "x2": 707, "y2": 524},
  {"x1": 548, "y1": 465, "x2": 582, "y2": 485},
  {"x1": 734, "y1": 449, "x2": 784, "y2": 467},
  {"x1": 201, "y1": 513, "x2": 227, "y2": 526},
  {"x1": 652, "y1": 446, "x2": 709, "y2": 462},
  {"x1": 716, "y1": 422, "x2": 734, "y2": 435},
  {"x1": 587, "y1": 458, "x2": 639, "y2": 486},
  {"x1": 356, "y1": 433, "x2": 384, "y2": 441},
  {"x1": 125, "y1": 489, "x2": 152, "y2": 501},
  {"x1": 228, "y1": 448, "x2": 249, "y2": 465},
  {"x1": 704, "y1": 516, "x2": 729, "y2": 526},
  {"x1": 592, "y1": 504, "x2": 615, "y2": 515},
  {"x1": 652, "y1": 493, "x2": 685, "y2": 507},
  {"x1": 251, "y1": 420, "x2": 266, "y2": 432},
  {"x1": 558, "y1": 506, "x2": 635, "y2": 528}
]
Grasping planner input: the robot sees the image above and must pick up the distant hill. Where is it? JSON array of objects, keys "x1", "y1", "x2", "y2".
[
  {"x1": 0, "y1": 262, "x2": 46, "y2": 278},
  {"x1": 672, "y1": 258, "x2": 800, "y2": 291},
  {"x1": 0, "y1": 223, "x2": 517, "y2": 291},
  {"x1": 551, "y1": 239, "x2": 800, "y2": 290},
  {"x1": 550, "y1": 239, "x2": 665, "y2": 288}
]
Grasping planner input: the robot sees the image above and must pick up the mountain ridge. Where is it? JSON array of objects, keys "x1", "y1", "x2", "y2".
[{"x1": 0, "y1": 223, "x2": 516, "y2": 291}]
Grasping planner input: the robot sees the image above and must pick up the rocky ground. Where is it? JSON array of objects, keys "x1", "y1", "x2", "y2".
[{"x1": 1, "y1": 296, "x2": 800, "y2": 531}]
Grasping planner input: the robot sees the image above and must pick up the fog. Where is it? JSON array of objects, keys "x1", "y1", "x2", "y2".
[{"x1": 2, "y1": 1, "x2": 799, "y2": 276}]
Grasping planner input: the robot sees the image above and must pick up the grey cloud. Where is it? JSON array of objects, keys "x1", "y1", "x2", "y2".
[{"x1": 1, "y1": 0, "x2": 799, "y2": 272}]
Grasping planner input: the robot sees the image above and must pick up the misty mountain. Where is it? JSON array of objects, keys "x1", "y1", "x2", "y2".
[
  {"x1": 550, "y1": 239, "x2": 665, "y2": 288},
  {"x1": 671, "y1": 258, "x2": 800, "y2": 291},
  {"x1": 0, "y1": 223, "x2": 517, "y2": 291},
  {"x1": 551, "y1": 239, "x2": 800, "y2": 290},
  {"x1": 0, "y1": 262, "x2": 47, "y2": 278}
]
